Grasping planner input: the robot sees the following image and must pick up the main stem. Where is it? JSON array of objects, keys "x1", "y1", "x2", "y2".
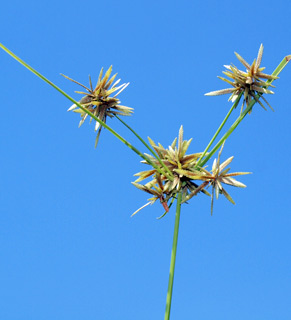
[{"x1": 164, "y1": 192, "x2": 182, "y2": 320}]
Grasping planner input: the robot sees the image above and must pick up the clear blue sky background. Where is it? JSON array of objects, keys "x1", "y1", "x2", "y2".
[{"x1": 1, "y1": 1, "x2": 290, "y2": 319}]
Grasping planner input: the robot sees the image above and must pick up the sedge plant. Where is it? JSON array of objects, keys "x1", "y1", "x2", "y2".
[{"x1": 1, "y1": 42, "x2": 290, "y2": 320}]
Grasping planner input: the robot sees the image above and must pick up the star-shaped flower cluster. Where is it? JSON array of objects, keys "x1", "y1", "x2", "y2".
[
  {"x1": 184, "y1": 143, "x2": 251, "y2": 214},
  {"x1": 205, "y1": 44, "x2": 278, "y2": 113},
  {"x1": 132, "y1": 127, "x2": 250, "y2": 217},
  {"x1": 132, "y1": 126, "x2": 208, "y2": 217},
  {"x1": 62, "y1": 66, "x2": 133, "y2": 147}
]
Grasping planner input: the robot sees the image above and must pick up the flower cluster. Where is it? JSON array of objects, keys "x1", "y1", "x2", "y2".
[
  {"x1": 183, "y1": 142, "x2": 251, "y2": 214},
  {"x1": 205, "y1": 44, "x2": 278, "y2": 113},
  {"x1": 132, "y1": 126, "x2": 209, "y2": 217},
  {"x1": 63, "y1": 66, "x2": 133, "y2": 147},
  {"x1": 132, "y1": 127, "x2": 250, "y2": 216}
]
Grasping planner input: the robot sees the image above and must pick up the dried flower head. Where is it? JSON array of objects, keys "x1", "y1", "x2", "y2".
[
  {"x1": 205, "y1": 44, "x2": 278, "y2": 113},
  {"x1": 132, "y1": 126, "x2": 210, "y2": 217},
  {"x1": 187, "y1": 142, "x2": 251, "y2": 214},
  {"x1": 62, "y1": 66, "x2": 133, "y2": 147}
]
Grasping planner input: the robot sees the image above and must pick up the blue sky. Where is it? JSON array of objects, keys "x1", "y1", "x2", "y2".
[{"x1": 1, "y1": 0, "x2": 290, "y2": 319}]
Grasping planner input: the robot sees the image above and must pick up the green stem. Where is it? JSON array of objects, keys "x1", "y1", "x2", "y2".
[
  {"x1": 0, "y1": 43, "x2": 167, "y2": 177},
  {"x1": 164, "y1": 192, "x2": 182, "y2": 320},
  {"x1": 115, "y1": 115, "x2": 173, "y2": 180},
  {"x1": 269, "y1": 54, "x2": 291, "y2": 80},
  {"x1": 199, "y1": 107, "x2": 249, "y2": 167},
  {"x1": 196, "y1": 91, "x2": 243, "y2": 168},
  {"x1": 198, "y1": 54, "x2": 291, "y2": 168}
]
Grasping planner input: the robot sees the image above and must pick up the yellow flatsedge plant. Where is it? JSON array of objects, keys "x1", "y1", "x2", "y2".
[{"x1": 1, "y1": 42, "x2": 290, "y2": 320}]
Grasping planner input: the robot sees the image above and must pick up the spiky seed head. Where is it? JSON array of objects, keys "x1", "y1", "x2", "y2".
[
  {"x1": 62, "y1": 66, "x2": 133, "y2": 147},
  {"x1": 205, "y1": 44, "x2": 278, "y2": 113}
]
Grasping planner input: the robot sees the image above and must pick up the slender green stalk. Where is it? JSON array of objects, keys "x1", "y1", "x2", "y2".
[
  {"x1": 115, "y1": 115, "x2": 173, "y2": 179},
  {"x1": 196, "y1": 91, "x2": 243, "y2": 168},
  {"x1": 164, "y1": 192, "x2": 182, "y2": 320},
  {"x1": 199, "y1": 106, "x2": 250, "y2": 167},
  {"x1": 198, "y1": 54, "x2": 291, "y2": 168},
  {"x1": 0, "y1": 43, "x2": 169, "y2": 177},
  {"x1": 270, "y1": 54, "x2": 291, "y2": 79}
]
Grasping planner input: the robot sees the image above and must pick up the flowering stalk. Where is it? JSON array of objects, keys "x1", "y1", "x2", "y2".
[
  {"x1": 199, "y1": 54, "x2": 291, "y2": 168},
  {"x1": 161, "y1": 51, "x2": 291, "y2": 320},
  {"x1": 0, "y1": 43, "x2": 170, "y2": 178}
]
